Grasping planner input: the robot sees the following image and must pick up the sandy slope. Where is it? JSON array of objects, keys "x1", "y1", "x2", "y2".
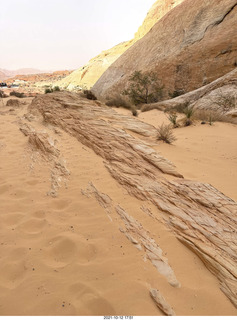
[{"x1": 0, "y1": 98, "x2": 236, "y2": 315}]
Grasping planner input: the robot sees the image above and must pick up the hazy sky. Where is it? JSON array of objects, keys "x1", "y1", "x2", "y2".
[{"x1": 0, "y1": 0, "x2": 155, "y2": 71}]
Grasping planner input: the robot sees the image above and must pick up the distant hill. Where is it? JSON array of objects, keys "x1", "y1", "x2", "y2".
[{"x1": 0, "y1": 68, "x2": 51, "y2": 80}]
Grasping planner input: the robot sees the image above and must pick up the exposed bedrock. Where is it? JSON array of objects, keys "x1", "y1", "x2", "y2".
[
  {"x1": 93, "y1": 0, "x2": 237, "y2": 99},
  {"x1": 28, "y1": 92, "x2": 237, "y2": 307}
]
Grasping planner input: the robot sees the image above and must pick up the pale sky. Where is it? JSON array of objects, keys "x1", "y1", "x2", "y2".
[{"x1": 0, "y1": 0, "x2": 155, "y2": 71}]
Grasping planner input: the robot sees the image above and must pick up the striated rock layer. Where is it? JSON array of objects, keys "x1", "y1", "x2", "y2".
[
  {"x1": 93, "y1": 0, "x2": 237, "y2": 99},
  {"x1": 57, "y1": 0, "x2": 184, "y2": 90},
  {"x1": 28, "y1": 92, "x2": 237, "y2": 308}
]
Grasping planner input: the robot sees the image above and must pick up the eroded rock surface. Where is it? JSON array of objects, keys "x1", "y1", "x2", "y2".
[
  {"x1": 19, "y1": 120, "x2": 70, "y2": 197},
  {"x1": 28, "y1": 92, "x2": 237, "y2": 307},
  {"x1": 150, "y1": 288, "x2": 176, "y2": 316}
]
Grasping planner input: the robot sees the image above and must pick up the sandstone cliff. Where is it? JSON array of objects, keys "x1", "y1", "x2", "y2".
[
  {"x1": 58, "y1": 0, "x2": 184, "y2": 90},
  {"x1": 93, "y1": 0, "x2": 237, "y2": 100}
]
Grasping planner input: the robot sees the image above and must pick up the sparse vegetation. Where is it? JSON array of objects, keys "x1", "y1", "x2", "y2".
[
  {"x1": 10, "y1": 91, "x2": 25, "y2": 98},
  {"x1": 183, "y1": 106, "x2": 195, "y2": 126},
  {"x1": 167, "y1": 111, "x2": 178, "y2": 128},
  {"x1": 122, "y1": 70, "x2": 164, "y2": 105},
  {"x1": 45, "y1": 88, "x2": 53, "y2": 94},
  {"x1": 53, "y1": 86, "x2": 60, "y2": 92},
  {"x1": 83, "y1": 90, "x2": 97, "y2": 100},
  {"x1": 105, "y1": 95, "x2": 131, "y2": 109},
  {"x1": 157, "y1": 124, "x2": 176, "y2": 144}
]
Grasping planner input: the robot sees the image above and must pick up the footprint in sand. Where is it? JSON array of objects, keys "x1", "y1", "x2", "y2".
[
  {"x1": 26, "y1": 179, "x2": 40, "y2": 186},
  {"x1": 51, "y1": 199, "x2": 70, "y2": 210},
  {"x1": 11, "y1": 189, "x2": 29, "y2": 199},
  {"x1": 33, "y1": 210, "x2": 46, "y2": 219},
  {"x1": 42, "y1": 235, "x2": 97, "y2": 268},
  {"x1": 2, "y1": 213, "x2": 24, "y2": 228},
  {"x1": 17, "y1": 218, "x2": 47, "y2": 235},
  {"x1": 8, "y1": 247, "x2": 28, "y2": 261},
  {"x1": 69, "y1": 282, "x2": 116, "y2": 315},
  {"x1": 0, "y1": 260, "x2": 28, "y2": 289}
]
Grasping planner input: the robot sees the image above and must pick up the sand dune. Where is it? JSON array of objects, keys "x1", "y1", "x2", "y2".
[{"x1": 0, "y1": 96, "x2": 236, "y2": 315}]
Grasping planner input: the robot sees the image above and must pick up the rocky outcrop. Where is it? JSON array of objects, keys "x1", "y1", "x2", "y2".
[
  {"x1": 19, "y1": 121, "x2": 70, "y2": 197},
  {"x1": 6, "y1": 99, "x2": 24, "y2": 108},
  {"x1": 93, "y1": 0, "x2": 237, "y2": 99},
  {"x1": 150, "y1": 288, "x2": 176, "y2": 316},
  {"x1": 28, "y1": 92, "x2": 237, "y2": 307},
  {"x1": 57, "y1": 0, "x2": 184, "y2": 90}
]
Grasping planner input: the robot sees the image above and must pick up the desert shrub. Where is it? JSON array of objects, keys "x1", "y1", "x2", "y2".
[
  {"x1": 105, "y1": 95, "x2": 131, "y2": 109},
  {"x1": 183, "y1": 106, "x2": 194, "y2": 126},
  {"x1": 83, "y1": 90, "x2": 97, "y2": 100},
  {"x1": 53, "y1": 86, "x2": 60, "y2": 92},
  {"x1": 10, "y1": 91, "x2": 25, "y2": 98},
  {"x1": 167, "y1": 111, "x2": 178, "y2": 127},
  {"x1": 45, "y1": 88, "x2": 53, "y2": 94},
  {"x1": 122, "y1": 70, "x2": 164, "y2": 105},
  {"x1": 131, "y1": 107, "x2": 138, "y2": 117},
  {"x1": 157, "y1": 124, "x2": 176, "y2": 144},
  {"x1": 169, "y1": 89, "x2": 185, "y2": 99}
]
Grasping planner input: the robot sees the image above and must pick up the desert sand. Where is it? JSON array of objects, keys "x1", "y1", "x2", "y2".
[
  {"x1": 0, "y1": 96, "x2": 236, "y2": 316},
  {"x1": 118, "y1": 108, "x2": 237, "y2": 201}
]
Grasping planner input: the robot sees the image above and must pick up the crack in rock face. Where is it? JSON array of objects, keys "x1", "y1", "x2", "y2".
[{"x1": 28, "y1": 92, "x2": 237, "y2": 307}]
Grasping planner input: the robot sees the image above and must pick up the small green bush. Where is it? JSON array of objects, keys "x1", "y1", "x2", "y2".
[
  {"x1": 122, "y1": 70, "x2": 164, "y2": 105},
  {"x1": 45, "y1": 88, "x2": 53, "y2": 94},
  {"x1": 53, "y1": 86, "x2": 60, "y2": 92}
]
